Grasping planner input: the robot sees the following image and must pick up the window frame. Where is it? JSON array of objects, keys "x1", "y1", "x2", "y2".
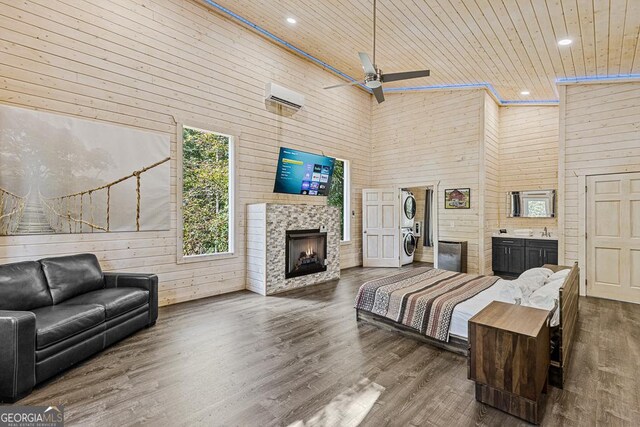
[
  {"x1": 176, "y1": 122, "x2": 237, "y2": 264},
  {"x1": 334, "y1": 158, "x2": 351, "y2": 244}
]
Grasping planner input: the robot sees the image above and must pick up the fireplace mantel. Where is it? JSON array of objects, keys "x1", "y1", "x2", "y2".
[{"x1": 246, "y1": 203, "x2": 341, "y2": 295}]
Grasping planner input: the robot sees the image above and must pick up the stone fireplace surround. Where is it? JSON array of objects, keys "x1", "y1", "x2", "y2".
[{"x1": 246, "y1": 203, "x2": 340, "y2": 295}]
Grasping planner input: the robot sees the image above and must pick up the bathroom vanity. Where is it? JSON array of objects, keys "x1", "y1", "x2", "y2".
[{"x1": 492, "y1": 235, "x2": 558, "y2": 277}]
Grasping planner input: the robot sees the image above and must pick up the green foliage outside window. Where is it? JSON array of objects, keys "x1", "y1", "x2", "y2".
[
  {"x1": 182, "y1": 127, "x2": 230, "y2": 256},
  {"x1": 328, "y1": 159, "x2": 345, "y2": 240},
  {"x1": 526, "y1": 200, "x2": 548, "y2": 217}
]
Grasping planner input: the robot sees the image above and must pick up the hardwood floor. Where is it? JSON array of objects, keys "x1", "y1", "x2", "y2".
[{"x1": 15, "y1": 264, "x2": 640, "y2": 426}]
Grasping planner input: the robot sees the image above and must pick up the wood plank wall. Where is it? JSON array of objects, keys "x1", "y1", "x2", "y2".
[
  {"x1": 371, "y1": 91, "x2": 559, "y2": 275},
  {"x1": 561, "y1": 82, "x2": 640, "y2": 265},
  {"x1": 371, "y1": 90, "x2": 484, "y2": 273},
  {"x1": 3, "y1": 0, "x2": 631, "y2": 302},
  {"x1": 0, "y1": 0, "x2": 371, "y2": 305},
  {"x1": 246, "y1": 204, "x2": 266, "y2": 296},
  {"x1": 499, "y1": 106, "x2": 559, "y2": 231},
  {"x1": 482, "y1": 93, "x2": 500, "y2": 274}
]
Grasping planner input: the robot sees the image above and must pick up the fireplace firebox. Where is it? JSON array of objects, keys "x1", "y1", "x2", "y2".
[{"x1": 285, "y1": 229, "x2": 328, "y2": 279}]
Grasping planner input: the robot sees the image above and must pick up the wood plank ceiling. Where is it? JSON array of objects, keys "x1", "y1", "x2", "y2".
[{"x1": 203, "y1": 0, "x2": 640, "y2": 102}]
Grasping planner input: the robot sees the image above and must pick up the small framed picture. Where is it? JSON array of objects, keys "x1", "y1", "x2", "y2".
[{"x1": 444, "y1": 188, "x2": 470, "y2": 209}]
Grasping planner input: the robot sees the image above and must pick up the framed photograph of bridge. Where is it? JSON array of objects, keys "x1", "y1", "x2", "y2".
[{"x1": 0, "y1": 104, "x2": 170, "y2": 235}]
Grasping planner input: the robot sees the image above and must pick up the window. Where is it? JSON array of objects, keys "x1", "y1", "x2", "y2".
[
  {"x1": 179, "y1": 125, "x2": 235, "y2": 260},
  {"x1": 328, "y1": 158, "x2": 351, "y2": 242}
]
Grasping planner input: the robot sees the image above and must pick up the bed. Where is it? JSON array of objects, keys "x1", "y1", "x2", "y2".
[{"x1": 355, "y1": 263, "x2": 579, "y2": 388}]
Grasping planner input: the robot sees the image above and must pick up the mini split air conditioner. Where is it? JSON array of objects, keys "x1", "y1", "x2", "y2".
[{"x1": 265, "y1": 83, "x2": 305, "y2": 110}]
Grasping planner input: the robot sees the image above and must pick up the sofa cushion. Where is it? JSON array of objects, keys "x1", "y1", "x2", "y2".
[
  {"x1": 0, "y1": 261, "x2": 52, "y2": 310},
  {"x1": 60, "y1": 288, "x2": 149, "y2": 320},
  {"x1": 31, "y1": 304, "x2": 105, "y2": 349},
  {"x1": 40, "y1": 254, "x2": 104, "y2": 304}
]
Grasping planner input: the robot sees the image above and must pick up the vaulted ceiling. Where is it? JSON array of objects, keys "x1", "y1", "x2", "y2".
[{"x1": 205, "y1": 0, "x2": 640, "y2": 102}]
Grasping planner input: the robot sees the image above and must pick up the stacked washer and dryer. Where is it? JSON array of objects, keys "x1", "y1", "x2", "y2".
[{"x1": 400, "y1": 190, "x2": 418, "y2": 265}]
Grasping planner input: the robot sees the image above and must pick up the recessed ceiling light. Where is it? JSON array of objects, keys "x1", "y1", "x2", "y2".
[
  {"x1": 286, "y1": 17, "x2": 296, "y2": 24},
  {"x1": 558, "y1": 39, "x2": 572, "y2": 46},
  {"x1": 520, "y1": 90, "x2": 530, "y2": 95}
]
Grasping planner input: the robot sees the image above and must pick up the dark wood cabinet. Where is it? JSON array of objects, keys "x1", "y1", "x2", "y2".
[
  {"x1": 525, "y1": 246, "x2": 544, "y2": 269},
  {"x1": 510, "y1": 245, "x2": 526, "y2": 273},
  {"x1": 491, "y1": 238, "x2": 525, "y2": 275},
  {"x1": 492, "y1": 244, "x2": 508, "y2": 273},
  {"x1": 493, "y1": 237, "x2": 558, "y2": 276},
  {"x1": 524, "y1": 240, "x2": 559, "y2": 270},
  {"x1": 543, "y1": 247, "x2": 558, "y2": 265}
]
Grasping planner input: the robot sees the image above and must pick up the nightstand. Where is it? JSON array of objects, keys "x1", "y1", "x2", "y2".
[{"x1": 468, "y1": 301, "x2": 550, "y2": 425}]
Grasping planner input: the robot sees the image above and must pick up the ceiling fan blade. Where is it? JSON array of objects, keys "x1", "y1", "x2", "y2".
[
  {"x1": 382, "y1": 69, "x2": 430, "y2": 83},
  {"x1": 372, "y1": 85, "x2": 385, "y2": 103},
  {"x1": 324, "y1": 81, "x2": 364, "y2": 89},
  {"x1": 358, "y1": 52, "x2": 376, "y2": 75}
]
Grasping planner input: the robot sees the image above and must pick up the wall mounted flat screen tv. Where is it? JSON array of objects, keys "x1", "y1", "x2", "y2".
[{"x1": 273, "y1": 147, "x2": 335, "y2": 196}]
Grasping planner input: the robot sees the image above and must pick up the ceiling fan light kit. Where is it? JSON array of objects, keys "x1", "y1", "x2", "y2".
[{"x1": 323, "y1": 0, "x2": 430, "y2": 103}]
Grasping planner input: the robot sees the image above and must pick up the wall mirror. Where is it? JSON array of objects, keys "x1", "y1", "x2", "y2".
[{"x1": 507, "y1": 190, "x2": 556, "y2": 218}]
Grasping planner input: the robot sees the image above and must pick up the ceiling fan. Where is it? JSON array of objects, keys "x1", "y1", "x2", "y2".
[{"x1": 323, "y1": 0, "x2": 430, "y2": 103}]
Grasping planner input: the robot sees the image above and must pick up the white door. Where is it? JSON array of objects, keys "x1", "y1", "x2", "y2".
[
  {"x1": 362, "y1": 189, "x2": 400, "y2": 267},
  {"x1": 587, "y1": 172, "x2": 640, "y2": 304}
]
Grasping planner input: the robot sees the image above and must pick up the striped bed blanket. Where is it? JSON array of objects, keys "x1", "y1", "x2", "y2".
[{"x1": 355, "y1": 267, "x2": 500, "y2": 341}]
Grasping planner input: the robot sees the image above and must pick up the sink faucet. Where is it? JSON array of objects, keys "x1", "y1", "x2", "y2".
[{"x1": 542, "y1": 227, "x2": 549, "y2": 237}]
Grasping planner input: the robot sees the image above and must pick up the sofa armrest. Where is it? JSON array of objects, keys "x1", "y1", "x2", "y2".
[
  {"x1": 103, "y1": 272, "x2": 158, "y2": 325},
  {"x1": 0, "y1": 310, "x2": 36, "y2": 402}
]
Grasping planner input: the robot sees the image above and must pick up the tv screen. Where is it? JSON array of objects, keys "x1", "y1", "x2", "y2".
[{"x1": 273, "y1": 147, "x2": 335, "y2": 196}]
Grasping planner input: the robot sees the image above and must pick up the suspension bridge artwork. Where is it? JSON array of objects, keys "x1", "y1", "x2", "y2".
[{"x1": 0, "y1": 104, "x2": 170, "y2": 235}]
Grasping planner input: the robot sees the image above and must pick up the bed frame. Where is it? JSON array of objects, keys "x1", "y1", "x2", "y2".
[
  {"x1": 356, "y1": 263, "x2": 580, "y2": 388},
  {"x1": 356, "y1": 309, "x2": 470, "y2": 355},
  {"x1": 544, "y1": 263, "x2": 580, "y2": 388}
]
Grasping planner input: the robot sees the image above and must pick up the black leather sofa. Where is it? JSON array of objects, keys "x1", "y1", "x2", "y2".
[{"x1": 0, "y1": 253, "x2": 158, "y2": 402}]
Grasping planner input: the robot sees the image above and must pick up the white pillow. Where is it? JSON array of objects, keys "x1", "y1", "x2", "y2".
[
  {"x1": 519, "y1": 267, "x2": 554, "y2": 282},
  {"x1": 513, "y1": 268, "x2": 553, "y2": 298},
  {"x1": 526, "y1": 279, "x2": 564, "y2": 327},
  {"x1": 529, "y1": 279, "x2": 564, "y2": 310},
  {"x1": 545, "y1": 268, "x2": 570, "y2": 284}
]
